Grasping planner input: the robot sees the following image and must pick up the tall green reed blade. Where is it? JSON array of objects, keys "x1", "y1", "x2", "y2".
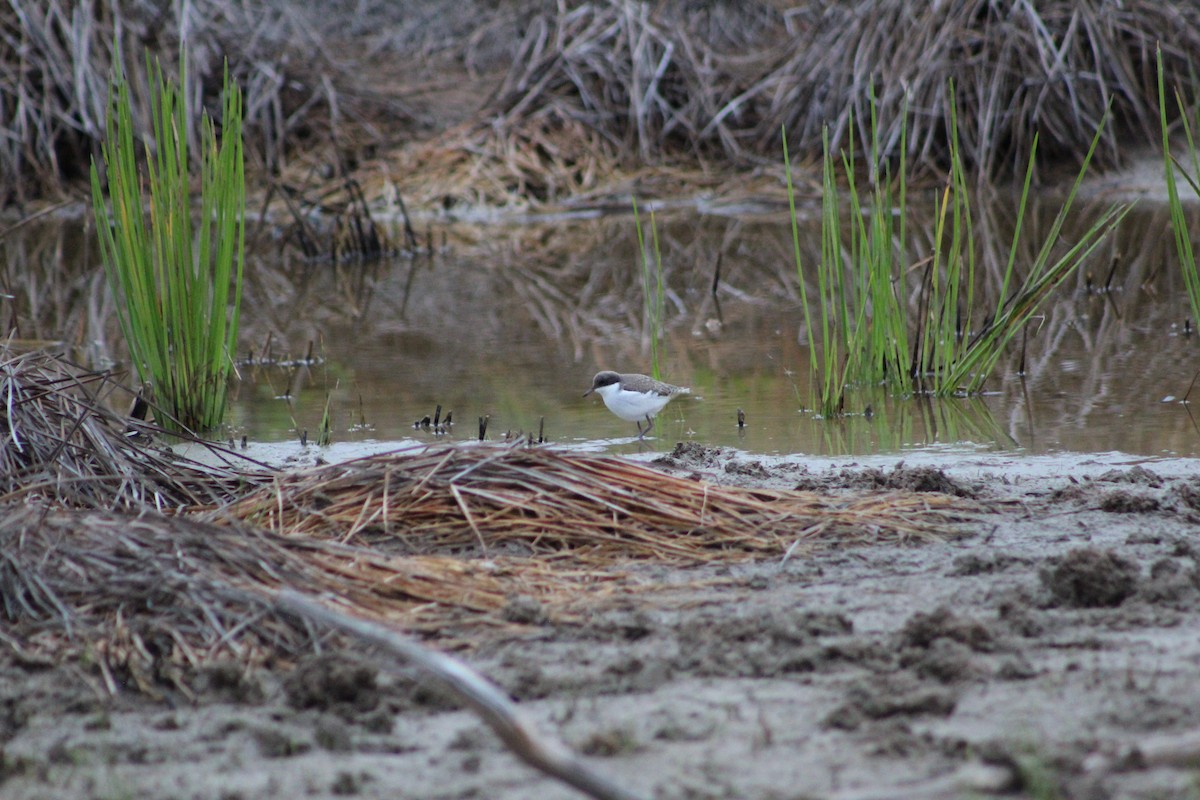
[
  {"x1": 91, "y1": 58, "x2": 244, "y2": 433},
  {"x1": 783, "y1": 127, "x2": 823, "y2": 407},
  {"x1": 917, "y1": 90, "x2": 975, "y2": 395},
  {"x1": 1157, "y1": 44, "x2": 1200, "y2": 328},
  {"x1": 632, "y1": 196, "x2": 666, "y2": 380},
  {"x1": 785, "y1": 125, "x2": 851, "y2": 417}
]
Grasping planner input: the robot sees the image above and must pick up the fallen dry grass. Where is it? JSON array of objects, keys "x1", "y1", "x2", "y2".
[
  {"x1": 0, "y1": 504, "x2": 628, "y2": 696},
  {"x1": 217, "y1": 443, "x2": 967, "y2": 563}
]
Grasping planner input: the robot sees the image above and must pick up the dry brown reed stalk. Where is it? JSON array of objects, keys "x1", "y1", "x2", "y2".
[
  {"x1": 217, "y1": 443, "x2": 973, "y2": 564},
  {"x1": 762, "y1": 0, "x2": 1200, "y2": 178},
  {"x1": 0, "y1": 347, "x2": 261, "y2": 510}
]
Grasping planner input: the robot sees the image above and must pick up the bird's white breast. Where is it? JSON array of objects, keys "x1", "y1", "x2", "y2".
[{"x1": 595, "y1": 383, "x2": 675, "y2": 422}]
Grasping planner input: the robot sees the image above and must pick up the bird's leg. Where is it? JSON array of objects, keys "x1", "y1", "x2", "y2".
[{"x1": 637, "y1": 415, "x2": 655, "y2": 440}]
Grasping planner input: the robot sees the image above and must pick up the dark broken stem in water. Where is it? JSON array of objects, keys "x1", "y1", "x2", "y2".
[
  {"x1": 1103, "y1": 255, "x2": 1120, "y2": 293},
  {"x1": 1183, "y1": 370, "x2": 1200, "y2": 405},
  {"x1": 479, "y1": 415, "x2": 489, "y2": 441},
  {"x1": 273, "y1": 590, "x2": 649, "y2": 800},
  {"x1": 1018, "y1": 325, "x2": 1028, "y2": 376},
  {"x1": 538, "y1": 416, "x2": 545, "y2": 443},
  {"x1": 392, "y1": 190, "x2": 419, "y2": 251},
  {"x1": 433, "y1": 404, "x2": 442, "y2": 427}
]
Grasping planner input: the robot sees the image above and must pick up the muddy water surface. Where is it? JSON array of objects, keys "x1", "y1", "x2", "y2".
[
  {"x1": 227, "y1": 201, "x2": 1200, "y2": 460},
  {"x1": 5, "y1": 191, "x2": 1200, "y2": 459}
]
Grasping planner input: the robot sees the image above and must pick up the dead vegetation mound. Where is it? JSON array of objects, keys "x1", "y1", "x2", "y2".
[
  {"x1": 0, "y1": 0, "x2": 425, "y2": 205},
  {"x1": 0, "y1": 348, "x2": 256, "y2": 509},
  {"x1": 218, "y1": 444, "x2": 970, "y2": 562},
  {"x1": 0, "y1": 346, "x2": 976, "y2": 696}
]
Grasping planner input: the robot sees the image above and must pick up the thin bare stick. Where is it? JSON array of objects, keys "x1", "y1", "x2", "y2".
[{"x1": 274, "y1": 589, "x2": 649, "y2": 800}]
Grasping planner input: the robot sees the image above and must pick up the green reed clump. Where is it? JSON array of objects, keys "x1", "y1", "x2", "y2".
[
  {"x1": 786, "y1": 87, "x2": 1128, "y2": 417},
  {"x1": 91, "y1": 58, "x2": 245, "y2": 433},
  {"x1": 633, "y1": 196, "x2": 665, "y2": 380},
  {"x1": 1157, "y1": 44, "x2": 1200, "y2": 329}
]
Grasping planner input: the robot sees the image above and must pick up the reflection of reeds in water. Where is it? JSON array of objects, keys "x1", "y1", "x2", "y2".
[
  {"x1": 633, "y1": 197, "x2": 665, "y2": 378},
  {"x1": 811, "y1": 392, "x2": 1013, "y2": 456}
]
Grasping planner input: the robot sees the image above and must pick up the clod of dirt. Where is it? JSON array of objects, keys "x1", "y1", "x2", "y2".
[
  {"x1": 253, "y1": 725, "x2": 312, "y2": 758},
  {"x1": 825, "y1": 676, "x2": 958, "y2": 730},
  {"x1": 1138, "y1": 557, "x2": 1200, "y2": 606},
  {"x1": 656, "y1": 442, "x2": 727, "y2": 470},
  {"x1": 1040, "y1": 548, "x2": 1140, "y2": 608},
  {"x1": 1167, "y1": 479, "x2": 1200, "y2": 514},
  {"x1": 673, "y1": 607, "x2": 853, "y2": 677},
  {"x1": 724, "y1": 459, "x2": 769, "y2": 478},
  {"x1": 194, "y1": 660, "x2": 266, "y2": 705},
  {"x1": 899, "y1": 607, "x2": 996, "y2": 652},
  {"x1": 576, "y1": 726, "x2": 641, "y2": 757},
  {"x1": 802, "y1": 464, "x2": 976, "y2": 497},
  {"x1": 886, "y1": 465, "x2": 974, "y2": 495},
  {"x1": 1099, "y1": 489, "x2": 1160, "y2": 513},
  {"x1": 1049, "y1": 482, "x2": 1088, "y2": 503},
  {"x1": 1096, "y1": 466, "x2": 1164, "y2": 486},
  {"x1": 902, "y1": 638, "x2": 977, "y2": 683},
  {"x1": 948, "y1": 552, "x2": 1024, "y2": 576},
  {"x1": 283, "y1": 654, "x2": 381, "y2": 712}
]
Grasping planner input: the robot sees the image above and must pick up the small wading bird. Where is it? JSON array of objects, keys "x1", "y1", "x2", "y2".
[{"x1": 583, "y1": 370, "x2": 690, "y2": 439}]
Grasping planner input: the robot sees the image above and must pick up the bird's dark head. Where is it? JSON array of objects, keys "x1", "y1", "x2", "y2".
[{"x1": 583, "y1": 370, "x2": 621, "y2": 397}]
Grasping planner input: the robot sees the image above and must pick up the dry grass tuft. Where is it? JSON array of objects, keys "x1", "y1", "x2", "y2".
[
  {"x1": 0, "y1": 347, "x2": 259, "y2": 509},
  {"x1": 217, "y1": 443, "x2": 972, "y2": 563}
]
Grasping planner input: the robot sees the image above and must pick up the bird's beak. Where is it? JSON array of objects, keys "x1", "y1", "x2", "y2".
[{"x1": 582, "y1": 387, "x2": 594, "y2": 397}]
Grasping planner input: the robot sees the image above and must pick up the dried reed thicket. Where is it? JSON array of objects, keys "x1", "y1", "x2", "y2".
[
  {"x1": 517, "y1": 0, "x2": 1200, "y2": 175},
  {"x1": 0, "y1": 0, "x2": 419, "y2": 205},
  {"x1": 379, "y1": 0, "x2": 1200, "y2": 211},
  {"x1": 218, "y1": 444, "x2": 970, "y2": 563}
]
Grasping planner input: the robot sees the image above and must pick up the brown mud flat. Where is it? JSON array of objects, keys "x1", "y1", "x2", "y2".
[{"x1": 4, "y1": 448, "x2": 1200, "y2": 800}]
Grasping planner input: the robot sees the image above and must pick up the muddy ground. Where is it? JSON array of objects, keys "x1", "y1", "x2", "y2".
[{"x1": 3, "y1": 445, "x2": 1200, "y2": 800}]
